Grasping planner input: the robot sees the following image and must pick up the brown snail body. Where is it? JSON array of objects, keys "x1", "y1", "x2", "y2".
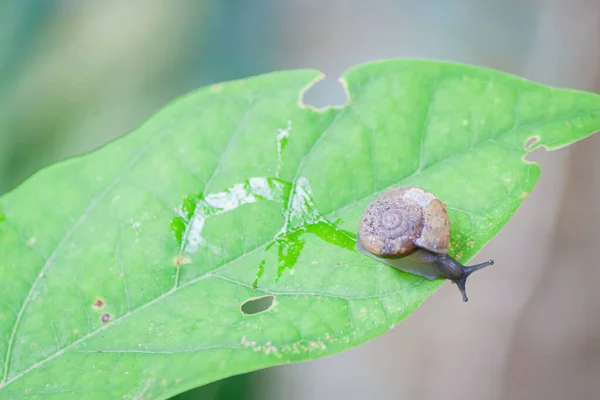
[{"x1": 355, "y1": 186, "x2": 494, "y2": 302}]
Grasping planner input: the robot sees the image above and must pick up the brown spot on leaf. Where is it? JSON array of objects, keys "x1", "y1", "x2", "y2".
[
  {"x1": 102, "y1": 313, "x2": 111, "y2": 323},
  {"x1": 173, "y1": 254, "x2": 191, "y2": 267},
  {"x1": 93, "y1": 299, "x2": 105, "y2": 309}
]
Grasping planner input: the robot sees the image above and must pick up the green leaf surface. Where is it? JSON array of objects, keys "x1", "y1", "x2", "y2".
[{"x1": 1, "y1": 59, "x2": 599, "y2": 399}]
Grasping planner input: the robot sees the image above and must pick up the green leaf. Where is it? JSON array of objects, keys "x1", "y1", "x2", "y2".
[{"x1": 1, "y1": 59, "x2": 600, "y2": 398}]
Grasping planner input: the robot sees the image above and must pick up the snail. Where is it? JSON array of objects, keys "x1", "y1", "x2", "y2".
[{"x1": 355, "y1": 186, "x2": 494, "y2": 302}]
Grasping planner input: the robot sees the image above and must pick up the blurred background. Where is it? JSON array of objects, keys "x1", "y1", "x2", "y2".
[{"x1": 2, "y1": 0, "x2": 600, "y2": 399}]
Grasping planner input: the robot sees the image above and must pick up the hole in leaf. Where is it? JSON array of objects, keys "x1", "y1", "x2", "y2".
[
  {"x1": 240, "y1": 295, "x2": 274, "y2": 315},
  {"x1": 523, "y1": 143, "x2": 549, "y2": 163},
  {"x1": 524, "y1": 135, "x2": 540, "y2": 150},
  {"x1": 302, "y1": 74, "x2": 349, "y2": 109}
]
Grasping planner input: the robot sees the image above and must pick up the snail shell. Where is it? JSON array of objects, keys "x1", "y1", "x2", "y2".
[
  {"x1": 358, "y1": 187, "x2": 450, "y2": 257},
  {"x1": 355, "y1": 186, "x2": 494, "y2": 302}
]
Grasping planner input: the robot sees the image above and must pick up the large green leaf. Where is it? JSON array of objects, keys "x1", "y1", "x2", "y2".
[{"x1": 1, "y1": 59, "x2": 599, "y2": 399}]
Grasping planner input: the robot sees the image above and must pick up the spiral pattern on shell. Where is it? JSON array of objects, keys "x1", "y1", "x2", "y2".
[{"x1": 358, "y1": 187, "x2": 450, "y2": 258}]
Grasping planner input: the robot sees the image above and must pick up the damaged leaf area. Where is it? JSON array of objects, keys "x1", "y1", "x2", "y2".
[{"x1": 1, "y1": 59, "x2": 600, "y2": 399}]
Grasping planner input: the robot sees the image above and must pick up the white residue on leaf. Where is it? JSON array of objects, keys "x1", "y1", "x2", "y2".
[
  {"x1": 184, "y1": 213, "x2": 224, "y2": 256},
  {"x1": 264, "y1": 341, "x2": 277, "y2": 355},
  {"x1": 204, "y1": 178, "x2": 286, "y2": 212},
  {"x1": 276, "y1": 120, "x2": 291, "y2": 178},
  {"x1": 241, "y1": 336, "x2": 279, "y2": 356},
  {"x1": 129, "y1": 219, "x2": 141, "y2": 237},
  {"x1": 277, "y1": 177, "x2": 324, "y2": 237},
  {"x1": 309, "y1": 341, "x2": 327, "y2": 350},
  {"x1": 206, "y1": 182, "x2": 257, "y2": 212},
  {"x1": 180, "y1": 178, "x2": 288, "y2": 256},
  {"x1": 248, "y1": 177, "x2": 287, "y2": 202}
]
